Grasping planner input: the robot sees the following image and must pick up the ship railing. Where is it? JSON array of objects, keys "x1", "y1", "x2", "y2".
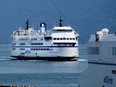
[{"x1": 12, "y1": 29, "x2": 52, "y2": 37}]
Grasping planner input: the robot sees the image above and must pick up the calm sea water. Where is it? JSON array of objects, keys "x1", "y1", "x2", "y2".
[{"x1": 0, "y1": 44, "x2": 87, "y2": 87}]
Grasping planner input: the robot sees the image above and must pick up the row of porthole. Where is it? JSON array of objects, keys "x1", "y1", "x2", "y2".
[
  {"x1": 12, "y1": 43, "x2": 43, "y2": 45},
  {"x1": 53, "y1": 38, "x2": 75, "y2": 40},
  {"x1": 12, "y1": 48, "x2": 25, "y2": 50}
]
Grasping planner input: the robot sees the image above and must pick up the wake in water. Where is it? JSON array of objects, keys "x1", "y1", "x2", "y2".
[{"x1": 0, "y1": 56, "x2": 12, "y2": 60}]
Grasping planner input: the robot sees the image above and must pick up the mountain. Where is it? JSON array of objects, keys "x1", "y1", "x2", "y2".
[{"x1": 0, "y1": 0, "x2": 116, "y2": 44}]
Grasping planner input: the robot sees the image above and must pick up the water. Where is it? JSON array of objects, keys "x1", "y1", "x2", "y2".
[{"x1": 0, "y1": 44, "x2": 87, "y2": 87}]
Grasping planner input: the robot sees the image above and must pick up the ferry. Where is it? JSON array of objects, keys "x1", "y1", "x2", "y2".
[
  {"x1": 79, "y1": 28, "x2": 116, "y2": 87},
  {"x1": 10, "y1": 17, "x2": 79, "y2": 60}
]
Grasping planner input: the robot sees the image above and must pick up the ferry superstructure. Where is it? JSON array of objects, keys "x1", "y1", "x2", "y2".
[
  {"x1": 79, "y1": 28, "x2": 116, "y2": 87},
  {"x1": 11, "y1": 18, "x2": 79, "y2": 60}
]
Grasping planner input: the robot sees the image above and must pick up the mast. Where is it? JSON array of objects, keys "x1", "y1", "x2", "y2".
[
  {"x1": 26, "y1": 19, "x2": 29, "y2": 30},
  {"x1": 59, "y1": 17, "x2": 63, "y2": 27}
]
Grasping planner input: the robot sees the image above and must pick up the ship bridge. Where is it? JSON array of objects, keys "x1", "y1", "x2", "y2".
[{"x1": 51, "y1": 26, "x2": 78, "y2": 45}]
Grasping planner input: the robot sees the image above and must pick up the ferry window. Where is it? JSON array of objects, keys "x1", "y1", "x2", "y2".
[
  {"x1": 76, "y1": 37, "x2": 77, "y2": 40},
  {"x1": 20, "y1": 43, "x2": 25, "y2": 45},
  {"x1": 70, "y1": 38, "x2": 73, "y2": 40},
  {"x1": 67, "y1": 38, "x2": 69, "y2": 40},
  {"x1": 19, "y1": 38, "x2": 28, "y2": 40},
  {"x1": 21, "y1": 53, "x2": 25, "y2": 55},
  {"x1": 112, "y1": 70, "x2": 116, "y2": 74},
  {"x1": 31, "y1": 48, "x2": 34, "y2": 50},
  {"x1": 46, "y1": 48, "x2": 50, "y2": 50},
  {"x1": 45, "y1": 37, "x2": 52, "y2": 40},
  {"x1": 112, "y1": 47, "x2": 116, "y2": 56},
  {"x1": 88, "y1": 47, "x2": 99, "y2": 55},
  {"x1": 12, "y1": 48, "x2": 16, "y2": 50},
  {"x1": 31, "y1": 43, "x2": 43, "y2": 45},
  {"x1": 31, "y1": 48, "x2": 37, "y2": 50},
  {"x1": 53, "y1": 38, "x2": 56, "y2": 40},
  {"x1": 20, "y1": 48, "x2": 25, "y2": 50},
  {"x1": 53, "y1": 29, "x2": 72, "y2": 32},
  {"x1": 12, "y1": 43, "x2": 16, "y2": 45},
  {"x1": 73, "y1": 38, "x2": 75, "y2": 40},
  {"x1": 63, "y1": 38, "x2": 65, "y2": 40},
  {"x1": 31, "y1": 38, "x2": 37, "y2": 40},
  {"x1": 60, "y1": 38, "x2": 63, "y2": 40},
  {"x1": 41, "y1": 38, "x2": 43, "y2": 40},
  {"x1": 57, "y1": 38, "x2": 59, "y2": 40}
]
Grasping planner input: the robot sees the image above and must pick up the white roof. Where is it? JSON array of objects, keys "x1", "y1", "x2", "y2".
[
  {"x1": 53, "y1": 26, "x2": 73, "y2": 30},
  {"x1": 88, "y1": 28, "x2": 116, "y2": 42}
]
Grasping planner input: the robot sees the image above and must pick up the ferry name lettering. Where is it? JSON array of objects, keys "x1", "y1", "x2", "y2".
[{"x1": 104, "y1": 76, "x2": 113, "y2": 84}]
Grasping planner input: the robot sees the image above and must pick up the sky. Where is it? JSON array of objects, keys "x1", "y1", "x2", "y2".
[{"x1": 0, "y1": 0, "x2": 116, "y2": 44}]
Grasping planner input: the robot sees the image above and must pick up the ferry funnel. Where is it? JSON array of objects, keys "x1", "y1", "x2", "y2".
[{"x1": 40, "y1": 22, "x2": 47, "y2": 33}]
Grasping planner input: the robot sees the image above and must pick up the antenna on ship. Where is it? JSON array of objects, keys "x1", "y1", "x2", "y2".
[
  {"x1": 26, "y1": 19, "x2": 29, "y2": 30},
  {"x1": 59, "y1": 17, "x2": 63, "y2": 27}
]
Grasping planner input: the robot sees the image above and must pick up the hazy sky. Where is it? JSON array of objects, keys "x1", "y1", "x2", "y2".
[{"x1": 0, "y1": 0, "x2": 116, "y2": 44}]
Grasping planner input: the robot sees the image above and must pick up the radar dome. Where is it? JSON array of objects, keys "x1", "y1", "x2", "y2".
[{"x1": 102, "y1": 28, "x2": 109, "y2": 35}]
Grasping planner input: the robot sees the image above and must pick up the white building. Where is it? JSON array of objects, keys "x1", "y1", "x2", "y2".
[{"x1": 79, "y1": 28, "x2": 116, "y2": 87}]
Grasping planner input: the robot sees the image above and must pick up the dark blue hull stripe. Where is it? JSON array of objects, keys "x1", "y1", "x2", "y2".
[
  {"x1": 11, "y1": 46, "x2": 79, "y2": 48},
  {"x1": 88, "y1": 61, "x2": 116, "y2": 66}
]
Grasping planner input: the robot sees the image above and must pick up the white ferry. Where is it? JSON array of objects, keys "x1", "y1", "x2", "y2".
[
  {"x1": 11, "y1": 17, "x2": 79, "y2": 60},
  {"x1": 79, "y1": 28, "x2": 116, "y2": 87}
]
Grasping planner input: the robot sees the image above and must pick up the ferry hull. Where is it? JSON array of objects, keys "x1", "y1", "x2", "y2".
[{"x1": 11, "y1": 56, "x2": 78, "y2": 61}]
